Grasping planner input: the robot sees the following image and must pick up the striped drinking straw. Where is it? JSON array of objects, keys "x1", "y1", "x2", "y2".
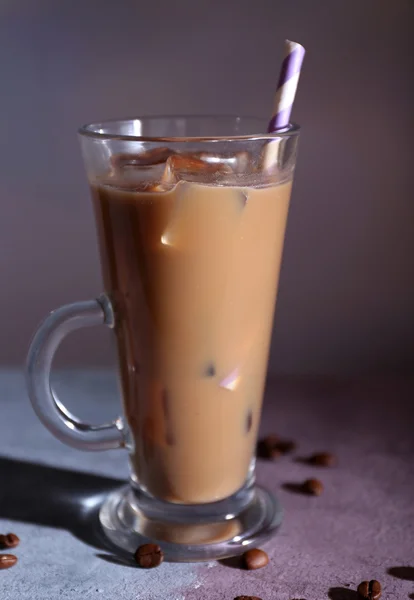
[
  {"x1": 263, "y1": 39, "x2": 305, "y2": 171},
  {"x1": 268, "y1": 39, "x2": 305, "y2": 132}
]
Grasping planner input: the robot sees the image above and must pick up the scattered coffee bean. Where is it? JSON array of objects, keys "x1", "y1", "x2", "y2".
[
  {"x1": 275, "y1": 439, "x2": 297, "y2": 454},
  {"x1": 134, "y1": 543, "x2": 164, "y2": 568},
  {"x1": 263, "y1": 433, "x2": 279, "y2": 445},
  {"x1": 308, "y1": 452, "x2": 336, "y2": 467},
  {"x1": 302, "y1": 478, "x2": 324, "y2": 496},
  {"x1": 259, "y1": 444, "x2": 281, "y2": 459},
  {"x1": 257, "y1": 434, "x2": 297, "y2": 459},
  {"x1": 357, "y1": 579, "x2": 382, "y2": 600},
  {"x1": 234, "y1": 596, "x2": 262, "y2": 600},
  {"x1": 257, "y1": 435, "x2": 281, "y2": 459},
  {"x1": 242, "y1": 548, "x2": 269, "y2": 570},
  {"x1": 0, "y1": 554, "x2": 17, "y2": 570},
  {"x1": 0, "y1": 534, "x2": 20, "y2": 549}
]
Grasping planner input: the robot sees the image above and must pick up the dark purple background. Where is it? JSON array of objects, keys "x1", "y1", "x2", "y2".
[{"x1": 1, "y1": 0, "x2": 414, "y2": 375}]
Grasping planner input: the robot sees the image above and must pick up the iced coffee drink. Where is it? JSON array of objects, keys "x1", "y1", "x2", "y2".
[
  {"x1": 91, "y1": 150, "x2": 292, "y2": 504},
  {"x1": 26, "y1": 116, "x2": 300, "y2": 557}
]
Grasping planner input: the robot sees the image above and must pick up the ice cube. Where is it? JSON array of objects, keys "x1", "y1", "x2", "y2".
[
  {"x1": 111, "y1": 147, "x2": 174, "y2": 169},
  {"x1": 192, "y1": 151, "x2": 252, "y2": 175},
  {"x1": 150, "y1": 182, "x2": 174, "y2": 193},
  {"x1": 106, "y1": 148, "x2": 175, "y2": 192},
  {"x1": 233, "y1": 151, "x2": 252, "y2": 173},
  {"x1": 202, "y1": 362, "x2": 216, "y2": 378},
  {"x1": 160, "y1": 153, "x2": 232, "y2": 185},
  {"x1": 194, "y1": 152, "x2": 235, "y2": 168},
  {"x1": 219, "y1": 367, "x2": 240, "y2": 391},
  {"x1": 238, "y1": 189, "x2": 248, "y2": 207},
  {"x1": 99, "y1": 175, "x2": 164, "y2": 192},
  {"x1": 160, "y1": 185, "x2": 190, "y2": 245},
  {"x1": 135, "y1": 182, "x2": 165, "y2": 192},
  {"x1": 160, "y1": 176, "x2": 243, "y2": 248}
]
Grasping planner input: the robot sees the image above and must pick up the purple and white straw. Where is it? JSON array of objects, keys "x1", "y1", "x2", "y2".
[{"x1": 267, "y1": 40, "x2": 305, "y2": 132}]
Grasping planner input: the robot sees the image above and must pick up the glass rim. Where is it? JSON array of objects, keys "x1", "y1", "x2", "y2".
[{"x1": 78, "y1": 115, "x2": 300, "y2": 143}]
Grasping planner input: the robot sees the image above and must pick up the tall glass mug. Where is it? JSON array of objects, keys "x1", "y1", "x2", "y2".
[{"x1": 26, "y1": 116, "x2": 300, "y2": 560}]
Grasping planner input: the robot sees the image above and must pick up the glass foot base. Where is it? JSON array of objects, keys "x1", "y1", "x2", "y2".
[{"x1": 99, "y1": 484, "x2": 282, "y2": 562}]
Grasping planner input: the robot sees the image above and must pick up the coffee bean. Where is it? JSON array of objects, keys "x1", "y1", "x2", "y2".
[
  {"x1": 302, "y1": 478, "x2": 324, "y2": 496},
  {"x1": 234, "y1": 596, "x2": 262, "y2": 600},
  {"x1": 357, "y1": 579, "x2": 382, "y2": 600},
  {"x1": 0, "y1": 554, "x2": 17, "y2": 570},
  {"x1": 0, "y1": 534, "x2": 19, "y2": 549},
  {"x1": 258, "y1": 444, "x2": 281, "y2": 459},
  {"x1": 257, "y1": 435, "x2": 297, "y2": 459},
  {"x1": 134, "y1": 544, "x2": 164, "y2": 568},
  {"x1": 308, "y1": 452, "x2": 336, "y2": 467},
  {"x1": 275, "y1": 439, "x2": 297, "y2": 454},
  {"x1": 257, "y1": 435, "x2": 281, "y2": 459},
  {"x1": 242, "y1": 548, "x2": 269, "y2": 570},
  {"x1": 264, "y1": 433, "x2": 279, "y2": 445}
]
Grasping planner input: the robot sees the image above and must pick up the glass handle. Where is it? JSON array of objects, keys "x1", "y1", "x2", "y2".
[{"x1": 26, "y1": 294, "x2": 125, "y2": 451}]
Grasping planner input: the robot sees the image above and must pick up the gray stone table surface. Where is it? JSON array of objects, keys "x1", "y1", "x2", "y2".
[{"x1": 0, "y1": 369, "x2": 413, "y2": 600}]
